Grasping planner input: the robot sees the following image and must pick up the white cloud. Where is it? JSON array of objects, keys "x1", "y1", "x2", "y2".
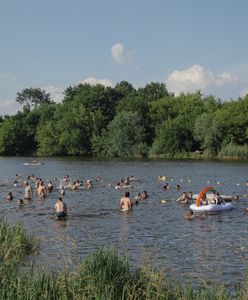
[
  {"x1": 80, "y1": 76, "x2": 113, "y2": 87},
  {"x1": 241, "y1": 88, "x2": 248, "y2": 97},
  {"x1": 0, "y1": 98, "x2": 22, "y2": 116},
  {"x1": 43, "y1": 86, "x2": 64, "y2": 103},
  {"x1": 166, "y1": 64, "x2": 237, "y2": 95},
  {"x1": 111, "y1": 43, "x2": 132, "y2": 65}
]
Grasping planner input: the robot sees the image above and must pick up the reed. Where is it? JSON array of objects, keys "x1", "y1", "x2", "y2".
[
  {"x1": 218, "y1": 143, "x2": 248, "y2": 159},
  {"x1": 0, "y1": 246, "x2": 237, "y2": 300},
  {"x1": 0, "y1": 218, "x2": 38, "y2": 262},
  {"x1": 0, "y1": 218, "x2": 245, "y2": 299}
]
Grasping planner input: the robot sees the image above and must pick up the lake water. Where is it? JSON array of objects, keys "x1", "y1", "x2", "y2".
[{"x1": 0, "y1": 157, "x2": 248, "y2": 289}]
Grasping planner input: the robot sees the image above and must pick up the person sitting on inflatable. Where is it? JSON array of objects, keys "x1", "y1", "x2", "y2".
[
  {"x1": 213, "y1": 192, "x2": 225, "y2": 205},
  {"x1": 202, "y1": 194, "x2": 208, "y2": 205}
]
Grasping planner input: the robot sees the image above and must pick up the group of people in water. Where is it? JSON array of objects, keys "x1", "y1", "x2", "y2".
[{"x1": 4, "y1": 172, "x2": 246, "y2": 220}]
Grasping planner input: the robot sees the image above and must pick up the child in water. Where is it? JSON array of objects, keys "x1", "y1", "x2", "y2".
[
  {"x1": 6, "y1": 192, "x2": 13, "y2": 200},
  {"x1": 18, "y1": 199, "x2": 25, "y2": 206},
  {"x1": 186, "y1": 209, "x2": 194, "y2": 220}
]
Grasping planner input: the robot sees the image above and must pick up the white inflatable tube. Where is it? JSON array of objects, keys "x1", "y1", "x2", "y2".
[{"x1": 190, "y1": 202, "x2": 234, "y2": 212}]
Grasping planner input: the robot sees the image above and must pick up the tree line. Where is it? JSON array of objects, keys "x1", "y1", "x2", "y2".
[{"x1": 0, "y1": 81, "x2": 247, "y2": 158}]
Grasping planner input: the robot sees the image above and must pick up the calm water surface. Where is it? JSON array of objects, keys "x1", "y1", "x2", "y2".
[{"x1": 0, "y1": 157, "x2": 248, "y2": 288}]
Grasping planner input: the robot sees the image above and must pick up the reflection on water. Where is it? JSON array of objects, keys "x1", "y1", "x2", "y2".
[{"x1": 0, "y1": 157, "x2": 248, "y2": 289}]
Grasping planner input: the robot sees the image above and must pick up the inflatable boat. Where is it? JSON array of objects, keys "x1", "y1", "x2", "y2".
[
  {"x1": 190, "y1": 202, "x2": 234, "y2": 212},
  {"x1": 190, "y1": 186, "x2": 235, "y2": 212}
]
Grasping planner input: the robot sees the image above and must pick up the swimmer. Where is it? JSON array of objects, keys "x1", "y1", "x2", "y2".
[
  {"x1": 37, "y1": 181, "x2": 47, "y2": 198},
  {"x1": 60, "y1": 186, "x2": 65, "y2": 196},
  {"x1": 18, "y1": 199, "x2": 25, "y2": 206},
  {"x1": 163, "y1": 183, "x2": 169, "y2": 190},
  {"x1": 75, "y1": 180, "x2": 80, "y2": 188},
  {"x1": 188, "y1": 191, "x2": 193, "y2": 203},
  {"x1": 55, "y1": 197, "x2": 67, "y2": 219},
  {"x1": 95, "y1": 176, "x2": 101, "y2": 182},
  {"x1": 71, "y1": 181, "x2": 78, "y2": 191},
  {"x1": 186, "y1": 209, "x2": 194, "y2": 220},
  {"x1": 47, "y1": 181, "x2": 53, "y2": 192},
  {"x1": 176, "y1": 192, "x2": 188, "y2": 204},
  {"x1": 176, "y1": 184, "x2": 181, "y2": 190},
  {"x1": 202, "y1": 194, "x2": 208, "y2": 205},
  {"x1": 86, "y1": 180, "x2": 93, "y2": 189},
  {"x1": 120, "y1": 191, "x2": 132, "y2": 211},
  {"x1": 141, "y1": 190, "x2": 149, "y2": 199},
  {"x1": 115, "y1": 182, "x2": 121, "y2": 190},
  {"x1": 6, "y1": 192, "x2": 13, "y2": 201},
  {"x1": 135, "y1": 192, "x2": 142, "y2": 201},
  {"x1": 24, "y1": 181, "x2": 33, "y2": 200},
  {"x1": 15, "y1": 174, "x2": 20, "y2": 181}
]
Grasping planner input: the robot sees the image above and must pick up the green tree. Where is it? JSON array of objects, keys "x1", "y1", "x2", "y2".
[
  {"x1": 138, "y1": 82, "x2": 170, "y2": 102},
  {"x1": 92, "y1": 111, "x2": 148, "y2": 157},
  {"x1": 16, "y1": 88, "x2": 52, "y2": 111},
  {"x1": 194, "y1": 112, "x2": 222, "y2": 154},
  {"x1": 151, "y1": 117, "x2": 194, "y2": 155},
  {"x1": 115, "y1": 81, "x2": 136, "y2": 97}
]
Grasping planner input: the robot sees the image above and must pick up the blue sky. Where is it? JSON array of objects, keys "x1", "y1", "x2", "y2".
[{"x1": 1, "y1": 0, "x2": 248, "y2": 115}]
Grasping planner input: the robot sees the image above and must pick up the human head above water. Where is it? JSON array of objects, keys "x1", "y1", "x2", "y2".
[{"x1": 124, "y1": 191, "x2": 130, "y2": 197}]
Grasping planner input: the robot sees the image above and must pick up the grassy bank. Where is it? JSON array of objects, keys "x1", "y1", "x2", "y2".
[{"x1": 0, "y1": 218, "x2": 247, "y2": 299}]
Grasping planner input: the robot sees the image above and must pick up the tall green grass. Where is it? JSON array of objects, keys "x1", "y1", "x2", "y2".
[
  {"x1": 0, "y1": 246, "x2": 238, "y2": 300},
  {"x1": 0, "y1": 218, "x2": 38, "y2": 262},
  {"x1": 0, "y1": 218, "x2": 246, "y2": 299},
  {"x1": 218, "y1": 143, "x2": 248, "y2": 159}
]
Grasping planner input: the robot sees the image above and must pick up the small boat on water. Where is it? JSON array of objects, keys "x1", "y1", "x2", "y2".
[
  {"x1": 24, "y1": 159, "x2": 43, "y2": 166},
  {"x1": 24, "y1": 162, "x2": 43, "y2": 166}
]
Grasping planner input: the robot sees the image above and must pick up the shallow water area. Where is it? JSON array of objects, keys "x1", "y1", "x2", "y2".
[{"x1": 0, "y1": 157, "x2": 248, "y2": 289}]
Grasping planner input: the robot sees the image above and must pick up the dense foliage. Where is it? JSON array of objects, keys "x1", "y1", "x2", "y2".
[{"x1": 0, "y1": 82, "x2": 248, "y2": 158}]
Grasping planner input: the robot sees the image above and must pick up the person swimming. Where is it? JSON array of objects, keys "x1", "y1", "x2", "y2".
[
  {"x1": 18, "y1": 199, "x2": 25, "y2": 206},
  {"x1": 186, "y1": 209, "x2": 194, "y2": 220},
  {"x1": 6, "y1": 192, "x2": 13, "y2": 200},
  {"x1": 47, "y1": 181, "x2": 53, "y2": 192},
  {"x1": 176, "y1": 192, "x2": 188, "y2": 204}
]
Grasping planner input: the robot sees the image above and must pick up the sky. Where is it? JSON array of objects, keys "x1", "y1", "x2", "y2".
[{"x1": 1, "y1": 0, "x2": 248, "y2": 115}]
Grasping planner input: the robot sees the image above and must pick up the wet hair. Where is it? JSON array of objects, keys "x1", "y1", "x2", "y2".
[
  {"x1": 124, "y1": 191, "x2": 130, "y2": 197},
  {"x1": 58, "y1": 197, "x2": 63, "y2": 202}
]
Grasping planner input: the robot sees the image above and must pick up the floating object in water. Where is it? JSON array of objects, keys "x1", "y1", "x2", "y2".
[
  {"x1": 158, "y1": 176, "x2": 167, "y2": 181},
  {"x1": 217, "y1": 181, "x2": 221, "y2": 185},
  {"x1": 24, "y1": 162, "x2": 43, "y2": 166},
  {"x1": 188, "y1": 179, "x2": 191, "y2": 183},
  {"x1": 207, "y1": 180, "x2": 210, "y2": 184},
  {"x1": 237, "y1": 183, "x2": 240, "y2": 186},
  {"x1": 180, "y1": 179, "x2": 183, "y2": 182},
  {"x1": 190, "y1": 202, "x2": 234, "y2": 212},
  {"x1": 160, "y1": 200, "x2": 167, "y2": 204},
  {"x1": 170, "y1": 178, "x2": 174, "y2": 182}
]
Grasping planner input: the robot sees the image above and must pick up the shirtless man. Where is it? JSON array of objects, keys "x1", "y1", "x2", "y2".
[
  {"x1": 120, "y1": 191, "x2": 132, "y2": 211},
  {"x1": 37, "y1": 181, "x2": 47, "y2": 198},
  {"x1": 55, "y1": 197, "x2": 67, "y2": 219}
]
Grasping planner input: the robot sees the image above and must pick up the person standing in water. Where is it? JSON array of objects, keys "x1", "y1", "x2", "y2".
[
  {"x1": 55, "y1": 197, "x2": 67, "y2": 219},
  {"x1": 24, "y1": 181, "x2": 33, "y2": 200},
  {"x1": 120, "y1": 191, "x2": 132, "y2": 211}
]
